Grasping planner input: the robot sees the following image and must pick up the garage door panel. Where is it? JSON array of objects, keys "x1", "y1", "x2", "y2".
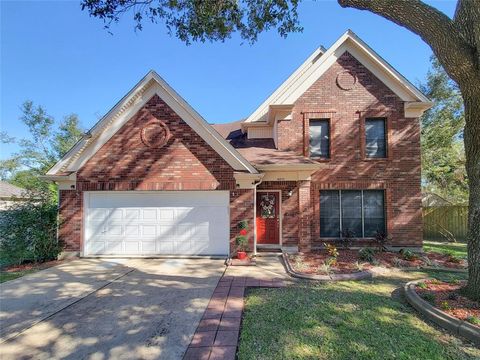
[{"x1": 84, "y1": 191, "x2": 229, "y2": 256}]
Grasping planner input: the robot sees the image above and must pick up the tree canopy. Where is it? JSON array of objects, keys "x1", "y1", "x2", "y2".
[
  {"x1": 0, "y1": 101, "x2": 84, "y2": 192},
  {"x1": 421, "y1": 57, "x2": 468, "y2": 203}
]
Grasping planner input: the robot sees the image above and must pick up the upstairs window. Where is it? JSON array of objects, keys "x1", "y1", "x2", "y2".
[
  {"x1": 309, "y1": 119, "x2": 330, "y2": 158},
  {"x1": 365, "y1": 118, "x2": 387, "y2": 158}
]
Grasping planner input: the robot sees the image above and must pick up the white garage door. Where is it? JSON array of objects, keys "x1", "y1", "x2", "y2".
[{"x1": 84, "y1": 191, "x2": 230, "y2": 256}]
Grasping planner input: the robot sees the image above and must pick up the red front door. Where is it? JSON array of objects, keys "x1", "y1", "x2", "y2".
[{"x1": 256, "y1": 192, "x2": 280, "y2": 245}]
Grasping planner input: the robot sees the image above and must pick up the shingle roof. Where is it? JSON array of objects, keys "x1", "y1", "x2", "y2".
[
  {"x1": 0, "y1": 181, "x2": 27, "y2": 199},
  {"x1": 212, "y1": 121, "x2": 315, "y2": 165}
]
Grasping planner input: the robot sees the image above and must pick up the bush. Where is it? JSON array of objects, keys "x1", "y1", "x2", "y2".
[
  {"x1": 339, "y1": 228, "x2": 355, "y2": 249},
  {"x1": 373, "y1": 230, "x2": 390, "y2": 252},
  {"x1": 421, "y1": 292, "x2": 435, "y2": 305},
  {"x1": 400, "y1": 249, "x2": 418, "y2": 261},
  {"x1": 466, "y1": 315, "x2": 480, "y2": 326},
  {"x1": 323, "y1": 242, "x2": 339, "y2": 258},
  {"x1": 0, "y1": 190, "x2": 61, "y2": 266},
  {"x1": 359, "y1": 247, "x2": 376, "y2": 263}
]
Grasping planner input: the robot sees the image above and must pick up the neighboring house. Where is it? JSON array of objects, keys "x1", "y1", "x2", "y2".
[
  {"x1": 0, "y1": 181, "x2": 28, "y2": 211},
  {"x1": 45, "y1": 30, "x2": 432, "y2": 257}
]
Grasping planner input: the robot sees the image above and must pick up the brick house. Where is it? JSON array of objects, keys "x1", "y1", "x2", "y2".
[{"x1": 46, "y1": 30, "x2": 432, "y2": 257}]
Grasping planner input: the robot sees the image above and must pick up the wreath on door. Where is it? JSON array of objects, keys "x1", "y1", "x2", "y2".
[{"x1": 260, "y1": 194, "x2": 275, "y2": 218}]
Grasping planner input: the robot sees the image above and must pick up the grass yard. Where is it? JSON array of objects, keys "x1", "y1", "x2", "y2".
[
  {"x1": 239, "y1": 269, "x2": 479, "y2": 360},
  {"x1": 424, "y1": 241, "x2": 468, "y2": 259},
  {"x1": 0, "y1": 269, "x2": 37, "y2": 283}
]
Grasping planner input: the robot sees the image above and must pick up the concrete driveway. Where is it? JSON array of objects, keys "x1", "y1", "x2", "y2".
[{"x1": 0, "y1": 258, "x2": 225, "y2": 360}]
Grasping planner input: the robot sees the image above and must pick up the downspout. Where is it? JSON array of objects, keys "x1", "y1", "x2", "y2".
[{"x1": 252, "y1": 176, "x2": 264, "y2": 257}]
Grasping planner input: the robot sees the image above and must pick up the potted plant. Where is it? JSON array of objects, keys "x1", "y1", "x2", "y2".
[{"x1": 236, "y1": 220, "x2": 249, "y2": 260}]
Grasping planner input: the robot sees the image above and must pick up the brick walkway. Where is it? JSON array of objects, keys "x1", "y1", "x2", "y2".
[{"x1": 183, "y1": 274, "x2": 285, "y2": 360}]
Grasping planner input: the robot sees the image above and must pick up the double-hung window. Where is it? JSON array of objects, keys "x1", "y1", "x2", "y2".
[
  {"x1": 320, "y1": 190, "x2": 385, "y2": 238},
  {"x1": 365, "y1": 118, "x2": 387, "y2": 158},
  {"x1": 309, "y1": 119, "x2": 330, "y2": 158}
]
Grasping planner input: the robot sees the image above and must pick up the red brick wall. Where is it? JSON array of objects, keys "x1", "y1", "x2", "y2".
[
  {"x1": 58, "y1": 190, "x2": 82, "y2": 252},
  {"x1": 230, "y1": 190, "x2": 254, "y2": 254},
  {"x1": 276, "y1": 52, "x2": 422, "y2": 247},
  {"x1": 59, "y1": 94, "x2": 243, "y2": 254}
]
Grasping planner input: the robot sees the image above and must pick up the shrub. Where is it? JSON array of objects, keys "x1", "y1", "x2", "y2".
[
  {"x1": 325, "y1": 256, "x2": 337, "y2": 267},
  {"x1": 447, "y1": 292, "x2": 459, "y2": 301},
  {"x1": 440, "y1": 301, "x2": 451, "y2": 311},
  {"x1": 400, "y1": 249, "x2": 418, "y2": 261},
  {"x1": 373, "y1": 230, "x2": 390, "y2": 252},
  {"x1": 466, "y1": 315, "x2": 480, "y2": 326},
  {"x1": 421, "y1": 292, "x2": 436, "y2": 305},
  {"x1": 339, "y1": 228, "x2": 355, "y2": 249},
  {"x1": 323, "y1": 242, "x2": 339, "y2": 258},
  {"x1": 0, "y1": 190, "x2": 61, "y2": 266},
  {"x1": 416, "y1": 282, "x2": 428, "y2": 289},
  {"x1": 359, "y1": 247, "x2": 376, "y2": 263},
  {"x1": 235, "y1": 236, "x2": 249, "y2": 252}
]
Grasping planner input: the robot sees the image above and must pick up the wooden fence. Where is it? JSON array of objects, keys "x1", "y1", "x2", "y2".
[{"x1": 423, "y1": 206, "x2": 468, "y2": 242}]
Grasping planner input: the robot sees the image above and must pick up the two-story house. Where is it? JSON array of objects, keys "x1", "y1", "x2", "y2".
[{"x1": 46, "y1": 30, "x2": 432, "y2": 258}]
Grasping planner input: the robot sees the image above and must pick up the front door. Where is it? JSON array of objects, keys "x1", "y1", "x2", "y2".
[{"x1": 256, "y1": 192, "x2": 280, "y2": 245}]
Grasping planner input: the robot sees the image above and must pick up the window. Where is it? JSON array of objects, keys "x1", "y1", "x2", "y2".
[
  {"x1": 309, "y1": 119, "x2": 330, "y2": 158},
  {"x1": 365, "y1": 118, "x2": 387, "y2": 158},
  {"x1": 319, "y1": 190, "x2": 385, "y2": 238}
]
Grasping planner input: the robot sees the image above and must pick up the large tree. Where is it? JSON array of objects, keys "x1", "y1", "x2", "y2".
[
  {"x1": 82, "y1": 0, "x2": 480, "y2": 299},
  {"x1": 421, "y1": 56, "x2": 468, "y2": 204}
]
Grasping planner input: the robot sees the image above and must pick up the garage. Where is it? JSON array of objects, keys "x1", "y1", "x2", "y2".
[{"x1": 83, "y1": 191, "x2": 230, "y2": 256}]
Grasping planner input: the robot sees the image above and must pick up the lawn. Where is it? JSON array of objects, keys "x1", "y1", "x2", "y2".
[
  {"x1": 0, "y1": 269, "x2": 37, "y2": 283},
  {"x1": 239, "y1": 269, "x2": 479, "y2": 360},
  {"x1": 423, "y1": 241, "x2": 468, "y2": 259}
]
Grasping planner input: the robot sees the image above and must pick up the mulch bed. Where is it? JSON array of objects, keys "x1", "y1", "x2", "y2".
[
  {"x1": 289, "y1": 249, "x2": 467, "y2": 275},
  {"x1": 1, "y1": 259, "x2": 69, "y2": 273},
  {"x1": 415, "y1": 279, "x2": 480, "y2": 326}
]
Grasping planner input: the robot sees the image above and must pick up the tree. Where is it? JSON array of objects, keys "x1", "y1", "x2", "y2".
[
  {"x1": 0, "y1": 101, "x2": 84, "y2": 194},
  {"x1": 421, "y1": 56, "x2": 468, "y2": 203},
  {"x1": 82, "y1": 0, "x2": 480, "y2": 299}
]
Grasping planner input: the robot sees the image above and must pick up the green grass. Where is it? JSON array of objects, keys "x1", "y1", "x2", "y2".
[
  {"x1": 239, "y1": 269, "x2": 479, "y2": 360},
  {"x1": 423, "y1": 241, "x2": 468, "y2": 259},
  {"x1": 0, "y1": 269, "x2": 37, "y2": 283}
]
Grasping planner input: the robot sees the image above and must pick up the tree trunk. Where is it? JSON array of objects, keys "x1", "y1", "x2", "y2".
[{"x1": 463, "y1": 90, "x2": 480, "y2": 301}]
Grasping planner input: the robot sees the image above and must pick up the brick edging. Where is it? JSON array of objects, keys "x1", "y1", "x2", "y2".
[
  {"x1": 403, "y1": 279, "x2": 480, "y2": 346},
  {"x1": 183, "y1": 275, "x2": 285, "y2": 360},
  {"x1": 282, "y1": 252, "x2": 373, "y2": 281}
]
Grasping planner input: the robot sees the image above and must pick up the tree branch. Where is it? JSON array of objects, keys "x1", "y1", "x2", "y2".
[{"x1": 338, "y1": 0, "x2": 478, "y2": 85}]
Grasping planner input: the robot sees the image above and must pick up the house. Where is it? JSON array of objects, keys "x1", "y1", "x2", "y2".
[
  {"x1": 45, "y1": 30, "x2": 432, "y2": 258},
  {"x1": 0, "y1": 181, "x2": 28, "y2": 211}
]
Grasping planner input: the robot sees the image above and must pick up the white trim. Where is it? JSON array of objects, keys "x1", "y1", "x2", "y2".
[
  {"x1": 257, "y1": 190, "x2": 282, "y2": 248},
  {"x1": 246, "y1": 30, "x2": 431, "y2": 124},
  {"x1": 48, "y1": 71, "x2": 257, "y2": 175}
]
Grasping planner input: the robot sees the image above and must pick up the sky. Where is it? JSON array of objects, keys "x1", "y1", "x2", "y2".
[{"x1": 1, "y1": 0, "x2": 457, "y2": 159}]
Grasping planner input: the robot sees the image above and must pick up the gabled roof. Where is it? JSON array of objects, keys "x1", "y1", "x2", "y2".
[
  {"x1": 246, "y1": 30, "x2": 432, "y2": 124},
  {"x1": 0, "y1": 181, "x2": 27, "y2": 199},
  {"x1": 47, "y1": 71, "x2": 258, "y2": 176}
]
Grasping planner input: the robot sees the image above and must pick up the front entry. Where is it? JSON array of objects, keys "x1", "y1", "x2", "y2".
[{"x1": 256, "y1": 191, "x2": 280, "y2": 245}]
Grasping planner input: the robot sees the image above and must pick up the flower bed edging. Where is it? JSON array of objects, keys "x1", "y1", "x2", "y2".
[
  {"x1": 403, "y1": 279, "x2": 480, "y2": 346},
  {"x1": 282, "y1": 253, "x2": 373, "y2": 281}
]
